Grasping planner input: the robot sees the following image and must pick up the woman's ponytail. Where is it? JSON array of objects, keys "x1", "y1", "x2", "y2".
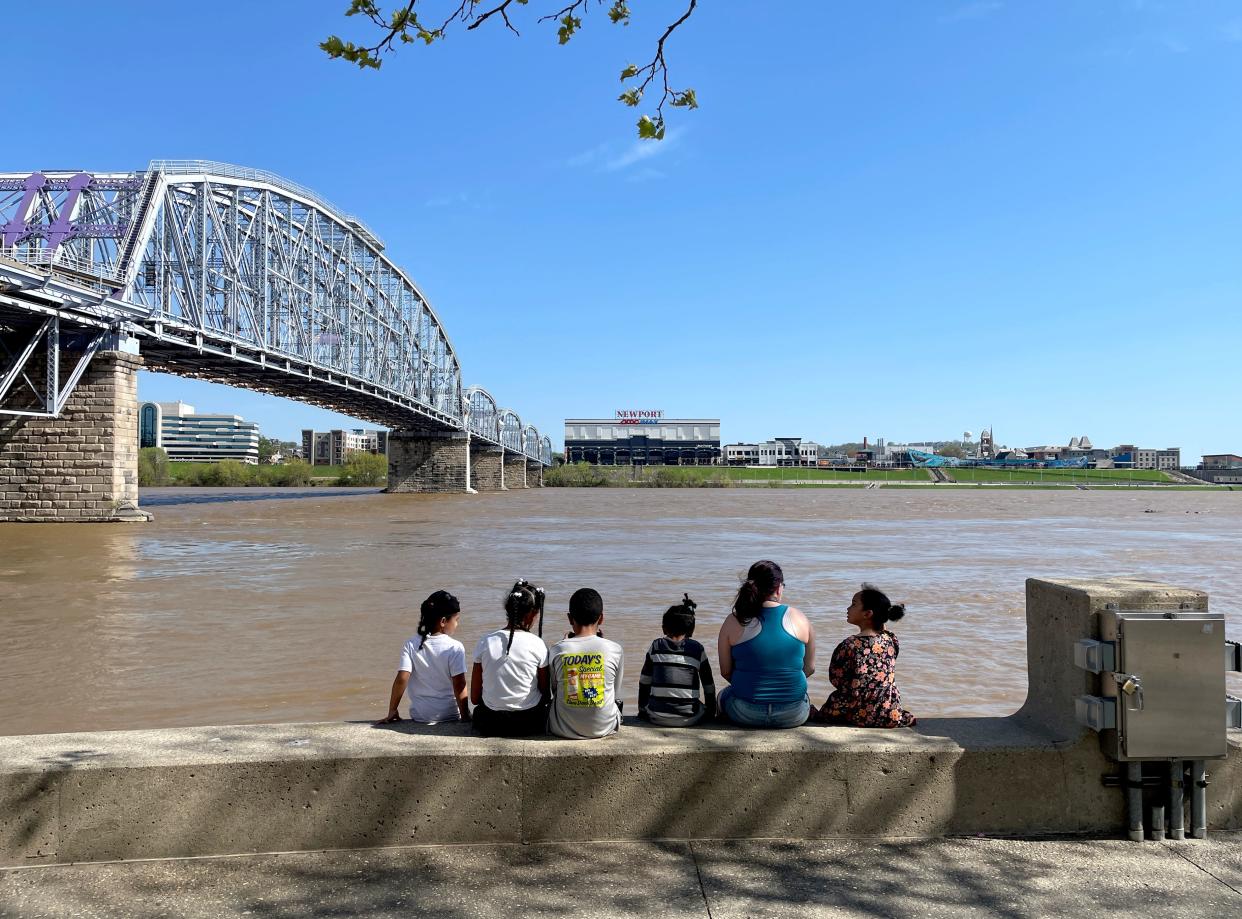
[
  {"x1": 732, "y1": 560, "x2": 784, "y2": 626},
  {"x1": 417, "y1": 590, "x2": 461, "y2": 650}
]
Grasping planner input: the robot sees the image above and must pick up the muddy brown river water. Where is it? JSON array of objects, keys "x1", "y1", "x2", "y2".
[{"x1": 2, "y1": 487, "x2": 1240, "y2": 735}]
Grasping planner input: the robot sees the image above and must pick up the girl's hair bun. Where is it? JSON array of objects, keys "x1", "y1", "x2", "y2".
[{"x1": 887, "y1": 603, "x2": 906, "y2": 622}]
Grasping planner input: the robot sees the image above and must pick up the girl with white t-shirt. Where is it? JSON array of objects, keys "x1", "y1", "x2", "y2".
[
  {"x1": 470, "y1": 580, "x2": 550, "y2": 737},
  {"x1": 378, "y1": 590, "x2": 470, "y2": 724}
]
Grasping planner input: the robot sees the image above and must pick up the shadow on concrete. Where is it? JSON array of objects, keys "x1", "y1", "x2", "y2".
[
  {"x1": 7, "y1": 836, "x2": 1241, "y2": 918},
  {"x1": 138, "y1": 488, "x2": 382, "y2": 507}
]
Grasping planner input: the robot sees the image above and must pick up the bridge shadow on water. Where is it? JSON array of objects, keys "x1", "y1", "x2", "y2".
[{"x1": 138, "y1": 488, "x2": 383, "y2": 507}]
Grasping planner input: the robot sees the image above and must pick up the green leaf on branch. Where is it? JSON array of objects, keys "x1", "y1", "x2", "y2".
[
  {"x1": 557, "y1": 14, "x2": 581, "y2": 45},
  {"x1": 670, "y1": 88, "x2": 698, "y2": 109},
  {"x1": 619, "y1": 63, "x2": 639, "y2": 81},
  {"x1": 609, "y1": 2, "x2": 631, "y2": 25},
  {"x1": 345, "y1": 0, "x2": 378, "y2": 18},
  {"x1": 618, "y1": 87, "x2": 642, "y2": 107},
  {"x1": 637, "y1": 114, "x2": 666, "y2": 140}
]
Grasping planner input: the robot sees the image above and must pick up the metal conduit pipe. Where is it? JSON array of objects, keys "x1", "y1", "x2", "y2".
[
  {"x1": 1168, "y1": 761, "x2": 1185, "y2": 841},
  {"x1": 1127, "y1": 762, "x2": 1144, "y2": 842},
  {"x1": 1150, "y1": 764, "x2": 1166, "y2": 841},
  {"x1": 1191, "y1": 760, "x2": 1207, "y2": 839}
]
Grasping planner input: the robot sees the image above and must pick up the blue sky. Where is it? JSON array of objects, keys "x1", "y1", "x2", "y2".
[{"x1": 6, "y1": 1, "x2": 1241, "y2": 459}]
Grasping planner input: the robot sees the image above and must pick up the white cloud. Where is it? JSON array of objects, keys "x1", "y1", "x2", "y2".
[
  {"x1": 566, "y1": 143, "x2": 609, "y2": 168},
  {"x1": 604, "y1": 127, "x2": 683, "y2": 172},
  {"x1": 564, "y1": 127, "x2": 684, "y2": 179}
]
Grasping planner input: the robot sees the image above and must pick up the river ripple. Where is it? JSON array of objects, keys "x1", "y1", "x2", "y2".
[{"x1": 1, "y1": 487, "x2": 1240, "y2": 734}]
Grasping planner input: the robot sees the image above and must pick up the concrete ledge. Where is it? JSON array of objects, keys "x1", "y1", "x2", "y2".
[
  {"x1": 1, "y1": 717, "x2": 1238, "y2": 866},
  {"x1": 2, "y1": 576, "x2": 1237, "y2": 866}
]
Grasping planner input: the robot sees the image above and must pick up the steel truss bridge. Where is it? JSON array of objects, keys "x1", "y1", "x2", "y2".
[{"x1": 0, "y1": 161, "x2": 551, "y2": 465}]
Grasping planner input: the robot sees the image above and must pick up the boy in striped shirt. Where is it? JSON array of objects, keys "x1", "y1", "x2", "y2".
[{"x1": 638, "y1": 594, "x2": 717, "y2": 727}]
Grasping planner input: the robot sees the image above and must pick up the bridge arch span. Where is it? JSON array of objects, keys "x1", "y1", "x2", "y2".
[
  {"x1": 464, "y1": 386, "x2": 501, "y2": 443},
  {"x1": 0, "y1": 161, "x2": 549, "y2": 518}
]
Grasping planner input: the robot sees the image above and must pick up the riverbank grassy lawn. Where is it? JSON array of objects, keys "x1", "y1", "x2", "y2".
[
  {"x1": 616, "y1": 466, "x2": 932, "y2": 482},
  {"x1": 947, "y1": 467, "x2": 1172, "y2": 484},
  {"x1": 719, "y1": 466, "x2": 931, "y2": 481}
]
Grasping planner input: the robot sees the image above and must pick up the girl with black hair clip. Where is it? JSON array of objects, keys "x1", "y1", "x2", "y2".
[
  {"x1": 469, "y1": 580, "x2": 550, "y2": 737},
  {"x1": 638, "y1": 593, "x2": 717, "y2": 727},
  {"x1": 810, "y1": 583, "x2": 916, "y2": 728},
  {"x1": 377, "y1": 590, "x2": 469, "y2": 724}
]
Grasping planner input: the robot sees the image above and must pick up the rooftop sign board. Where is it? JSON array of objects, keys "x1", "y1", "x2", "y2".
[{"x1": 616, "y1": 409, "x2": 664, "y2": 425}]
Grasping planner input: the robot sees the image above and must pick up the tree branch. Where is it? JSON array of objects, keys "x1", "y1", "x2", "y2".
[{"x1": 322, "y1": 0, "x2": 700, "y2": 138}]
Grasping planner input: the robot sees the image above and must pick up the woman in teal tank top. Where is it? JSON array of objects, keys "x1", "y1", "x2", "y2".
[{"x1": 717, "y1": 560, "x2": 815, "y2": 728}]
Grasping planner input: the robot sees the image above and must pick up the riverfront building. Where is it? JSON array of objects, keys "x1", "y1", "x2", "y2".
[
  {"x1": 724, "y1": 437, "x2": 821, "y2": 467},
  {"x1": 301, "y1": 428, "x2": 389, "y2": 466},
  {"x1": 139, "y1": 401, "x2": 260, "y2": 464},
  {"x1": 564, "y1": 412, "x2": 720, "y2": 465}
]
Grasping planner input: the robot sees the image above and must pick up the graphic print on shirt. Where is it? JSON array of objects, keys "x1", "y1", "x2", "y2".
[{"x1": 560, "y1": 652, "x2": 606, "y2": 707}]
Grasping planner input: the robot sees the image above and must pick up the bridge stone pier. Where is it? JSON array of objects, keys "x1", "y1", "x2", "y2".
[
  {"x1": 386, "y1": 431, "x2": 470, "y2": 494},
  {"x1": 504, "y1": 453, "x2": 528, "y2": 489},
  {"x1": 470, "y1": 443, "x2": 506, "y2": 492},
  {"x1": 0, "y1": 347, "x2": 149, "y2": 523},
  {"x1": 526, "y1": 459, "x2": 544, "y2": 487}
]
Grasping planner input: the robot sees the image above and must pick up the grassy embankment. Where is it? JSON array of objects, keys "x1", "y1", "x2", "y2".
[
  {"x1": 946, "y1": 467, "x2": 1170, "y2": 485},
  {"x1": 545, "y1": 463, "x2": 1192, "y2": 488},
  {"x1": 545, "y1": 464, "x2": 930, "y2": 488}
]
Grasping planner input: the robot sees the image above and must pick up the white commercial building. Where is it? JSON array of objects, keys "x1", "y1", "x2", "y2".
[
  {"x1": 139, "y1": 401, "x2": 260, "y2": 464},
  {"x1": 724, "y1": 437, "x2": 820, "y2": 467}
]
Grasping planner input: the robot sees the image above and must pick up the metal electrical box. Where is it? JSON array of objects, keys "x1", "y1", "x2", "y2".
[{"x1": 1097, "y1": 609, "x2": 1228, "y2": 761}]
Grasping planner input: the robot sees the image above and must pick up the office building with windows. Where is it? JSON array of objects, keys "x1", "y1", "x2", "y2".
[
  {"x1": 564, "y1": 412, "x2": 720, "y2": 465},
  {"x1": 301, "y1": 428, "x2": 389, "y2": 466},
  {"x1": 139, "y1": 401, "x2": 260, "y2": 464},
  {"x1": 724, "y1": 437, "x2": 821, "y2": 467}
]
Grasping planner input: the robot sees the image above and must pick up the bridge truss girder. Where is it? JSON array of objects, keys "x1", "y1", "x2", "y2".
[
  {"x1": 124, "y1": 169, "x2": 461, "y2": 424},
  {"x1": 0, "y1": 162, "x2": 549, "y2": 462}
]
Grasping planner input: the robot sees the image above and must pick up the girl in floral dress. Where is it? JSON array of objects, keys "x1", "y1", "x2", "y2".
[{"x1": 811, "y1": 584, "x2": 916, "y2": 728}]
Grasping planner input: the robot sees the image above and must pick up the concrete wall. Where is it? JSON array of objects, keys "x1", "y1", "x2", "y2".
[
  {"x1": 0, "y1": 350, "x2": 148, "y2": 522},
  {"x1": 504, "y1": 454, "x2": 527, "y2": 488},
  {"x1": 471, "y1": 446, "x2": 505, "y2": 491},
  {"x1": 1, "y1": 578, "x2": 1237, "y2": 866},
  {"x1": 386, "y1": 431, "x2": 469, "y2": 493}
]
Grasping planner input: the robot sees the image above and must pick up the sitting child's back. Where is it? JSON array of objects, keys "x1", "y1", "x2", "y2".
[
  {"x1": 548, "y1": 587, "x2": 623, "y2": 740},
  {"x1": 639, "y1": 594, "x2": 717, "y2": 727}
]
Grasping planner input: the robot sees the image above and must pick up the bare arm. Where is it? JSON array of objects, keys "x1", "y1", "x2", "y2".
[
  {"x1": 801, "y1": 612, "x2": 816, "y2": 677},
  {"x1": 470, "y1": 662, "x2": 483, "y2": 706},
  {"x1": 537, "y1": 665, "x2": 549, "y2": 696},
  {"x1": 717, "y1": 617, "x2": 736, "y2": 682},
  {"x1": 377, "y1": 671, "x2": 410, "y2": 724},
  {"x1": 452, "y1": 673, "x2": 470, "y2": 721}
]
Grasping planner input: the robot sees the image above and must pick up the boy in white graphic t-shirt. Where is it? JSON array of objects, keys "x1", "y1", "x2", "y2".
[{"x1": 548, "y1": 588, "x2": 623, "y2": 740}]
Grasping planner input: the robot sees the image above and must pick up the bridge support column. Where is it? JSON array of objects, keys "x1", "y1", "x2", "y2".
[
  {"x1": 470, "y1": 445, "x2": 506, "y2": 492},
  {"x1": 0, "y1": 350, "x2": 149, "y2": 522},
  {"x1": 504, "y1": 453, "x2": 528, "y2": 489},
  {"x1": 526, "y1": 461, "x2": 544, "y2": 487},
  {"x1": 386, "y1": 431, "x2": 470, "y2": 494}
]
